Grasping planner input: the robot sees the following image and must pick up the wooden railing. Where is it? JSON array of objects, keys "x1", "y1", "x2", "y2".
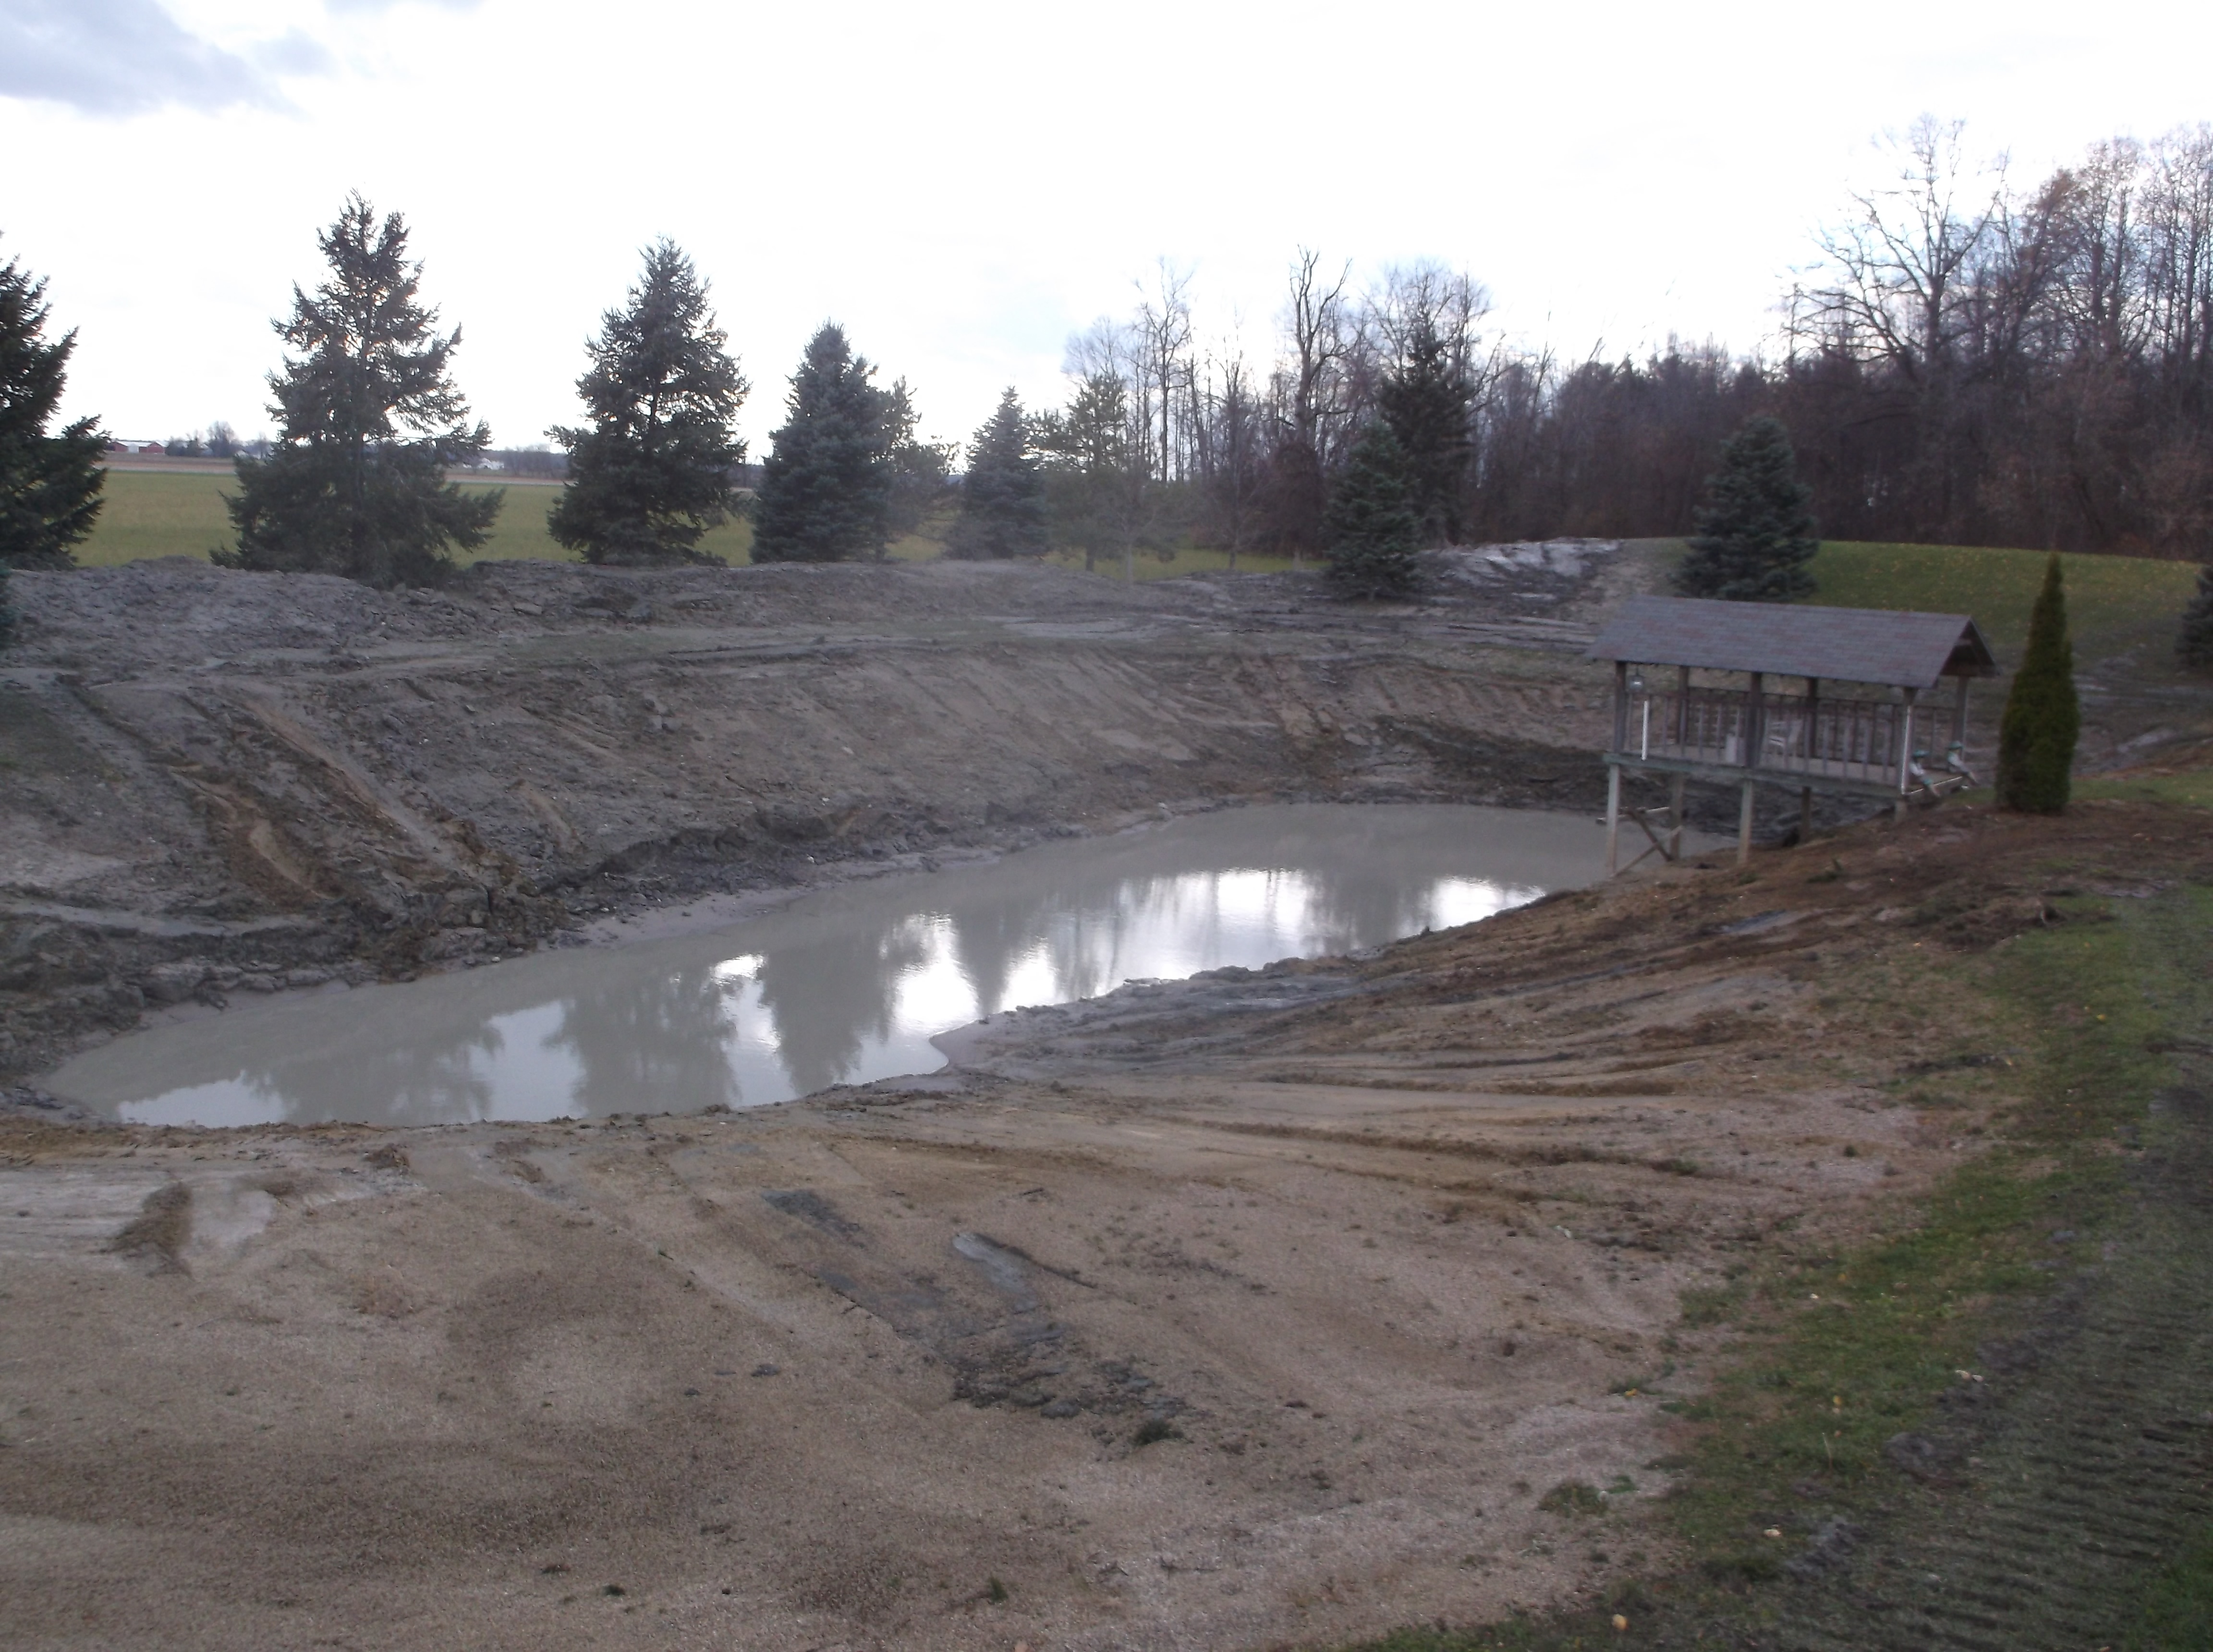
[{"x1": 1613, "y1": 687, "x2": 1969, "y2": 791}]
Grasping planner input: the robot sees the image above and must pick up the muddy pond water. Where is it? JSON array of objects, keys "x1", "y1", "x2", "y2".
[{"x1": 48, "y1": 803, "x2": 1621, "y2": 1129}]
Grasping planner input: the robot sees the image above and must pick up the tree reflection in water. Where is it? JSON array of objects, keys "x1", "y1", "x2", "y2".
[
  {"x1": 54, "y1": 804, "x2": 1616, "y2": 1128},
  {"x1": 548, "y1": 964, "x2": 744, "y2": 1115},
  {"x1": 225, "y1": 1020, "x2": 506, "y2": 1127},
  {"x1": 751, "y1": 915, "x2": 933, "y2": 1098}
]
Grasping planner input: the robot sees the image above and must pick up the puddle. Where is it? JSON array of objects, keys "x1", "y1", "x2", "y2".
[{"x1": 46, "y1": 803, "x2": 1620, "y2": 1128}]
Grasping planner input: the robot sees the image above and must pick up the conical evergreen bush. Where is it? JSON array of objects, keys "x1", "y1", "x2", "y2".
[
  {"x1": 1674, "y1": 415, "x2": 1818, "y2": 602},
  {"x1": 1995, "y1": 553, "x2": 2079, "y2": 813},
  {"x1": 751, "y1": 324, "x2": 895, "y2": 563},
  {"x1": 945, "y1": 389, "x2": 1046, "y2": 559},
  {"x1": 1323, "y1": 424, "x2": 1419, "y2": 598},
  {"x1": 549, "y1": 240, "x2": 747, "y2": 566},
  {"x1": 2178, "y1": 564, "x2": 2213, "y2": 672}
]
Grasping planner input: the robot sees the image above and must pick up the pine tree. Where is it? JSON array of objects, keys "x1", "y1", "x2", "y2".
[
  {"x1": 2178, "y1": 564, "x2": 2213, "y2": 672},
  {"x1": 1375, "y1": 313, "x2": 1470, "y2": 545},
  {"x1": 1, "y1": 244, "x2": 106, "y2": 570},
  {"x1": 1323, "y1": 424, "x2": 1420, "y2": 598},
  {"x1": 1996, "y1": 553, "x2": 2079, "y2": 813},
  {"x1": 1034, "y1": 369, "x2": 1143, "y2": 574},
  {"x1": 882, "y1": 378, "x2": 954, "y2": 540},
  {"x1": 220, "y1": 194, "x2": 500, "y2": 588},
  {"x1": 548, "y1": 240, "x2": 746, "y2": 565},
  {"x1": 1674, "y1": 415, "x2": 1818, "y2": 602},
  {"x1": 945, "y1": 389, "x2": 1046, "y2": 560},
  {"x1": 749, "y1": 324, "x2": 895, "y2": 563}
]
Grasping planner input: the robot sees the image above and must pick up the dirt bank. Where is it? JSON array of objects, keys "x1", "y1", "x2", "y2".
[
  {"x1": 3, "y1": 796, "x2": 2200, "y2": 1650},
  {"x1": 0, "y1": 551, "x2": 1652, "y2": 1081}
]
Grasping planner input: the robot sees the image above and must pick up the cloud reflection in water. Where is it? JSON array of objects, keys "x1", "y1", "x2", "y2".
[{"x1": 49, "y1": 804, "x2": 1596, "y2": 1129}]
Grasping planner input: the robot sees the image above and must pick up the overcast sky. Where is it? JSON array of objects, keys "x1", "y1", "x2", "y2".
[{"x1": 4, "y1": 0, "x2": 2210, "y2": 455}]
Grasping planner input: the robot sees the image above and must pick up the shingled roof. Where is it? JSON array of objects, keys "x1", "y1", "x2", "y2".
[{"x1": 1586, "y1": 596, "x2": 1998, "y2": 689}]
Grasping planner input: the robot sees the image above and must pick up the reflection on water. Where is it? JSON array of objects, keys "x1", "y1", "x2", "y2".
[{"x1": 47, "y1": 804, "x2": 1611, "y2": 1129}]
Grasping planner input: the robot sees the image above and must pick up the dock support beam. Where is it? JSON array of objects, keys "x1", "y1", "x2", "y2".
[
  {"x1": 1605, "y1": 764, "x2": 1622, "y2": 876},
  {"x1": 1668, "y1": 773, "x2": 1687, "y2": 862},
  {"x1": 1738, "y1": 779, "x2": 1756, "y2": 866},
  {"x1": 1800, "y1": 786, "x2": 1814, "y2": 844}
]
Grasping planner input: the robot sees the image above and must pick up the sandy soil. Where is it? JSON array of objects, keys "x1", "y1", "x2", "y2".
[{"x1": 8, "y1": 798, "x2": 2201, "y2": 1650}]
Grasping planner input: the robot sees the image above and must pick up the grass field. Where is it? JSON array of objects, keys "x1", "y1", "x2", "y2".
[
  {"x1": 77, "y1": 468, "x2": 1292, "y2": 577},
  {"x1": 73, "y1": 469, "x2": 945, "y2": 569},
  {"x1": 1808, "y1": 540, "x2": 2202, "y2": 673}
]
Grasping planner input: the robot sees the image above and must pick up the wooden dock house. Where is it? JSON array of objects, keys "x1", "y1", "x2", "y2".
[{"x1": 1586, "y1": 596, "x2": 1999, "y2": 874}]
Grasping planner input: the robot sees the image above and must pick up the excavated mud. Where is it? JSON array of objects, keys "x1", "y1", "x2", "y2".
[
  {"x1": 0, "y1": 551, "x2": 1654, "y2": 1082},
  {"x1": 4, "y1": 548, "x2": 2209, "y2": 1650},
  {"x1": 6, "y1": 795, "x2": 2203, "y2": 1650}
]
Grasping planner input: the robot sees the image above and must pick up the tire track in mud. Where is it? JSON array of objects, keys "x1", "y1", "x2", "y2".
[{"x1": 1769, "y1": 1069, "x2": 2213, "y2": 1652}]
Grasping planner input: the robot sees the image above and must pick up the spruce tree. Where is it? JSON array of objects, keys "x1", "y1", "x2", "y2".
[
  {"x1": 749, "y1": 324, "x2": 895, "y2": 563},
  {"x1": 220, "y1": 194, "x2": 500, "y2": 588},
  {"x1": 945, "y1": 389, "x2": 1046, "y2": 559},
  {"x1": 2178, "y1": 564, "x2": 2213, "y2": 672},
  {"x1": 1034, "y1": 370, "x2": 1143, "y2": 574},
  {"x1": 548, "y1": 240, "x2": 746, "y2": 565},
  {"x1": 882, "y1": 378, "x2": 954, "y2": 539},
  {"x1": 1323, "y1": 423, "x2": 1420, "y2": 598},
  {"x1": 1, "y1": 244, "x2": 106, "y2": 569},
  {"x1": 1375, "y1": 313, "x2": 1470, "y2": 545},
  {"x1": 1674, "y1": 414, "x2": 1818, "y2": 602},
  {"x1": 1995, "y1": 553, "x2": 2079, "y2": 813}
]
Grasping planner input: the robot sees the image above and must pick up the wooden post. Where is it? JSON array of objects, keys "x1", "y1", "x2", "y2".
[
  {"x1": 1745, "y1": 672, "x2": 1764, "y2": 769},
  {"x1": 1738, "y1": 778, "x2": 1756, "y2": 865},
  {"x1": 1805, "y1": 676, "x2": 1821, "y2": 767},
  {"x1": 1611, "y1": 661, "x2": 1629, "y2": 754},
  {"x1": 1676, "y1": 665, "x2": 1690, "y2": 744},
  {"x1": 1668, "y1": 772, "x2": 1687, "y2": 861},
  {"x1": 1895, "y1": 687, "x2": 1918, "y2": 820},
  {"x1": 1605, "y1": 763, "x2": 1623, "y2": 876},
  {"x1": 1952, "y1": 673, "x2": 1970, "y2": 770},
  {"x1": 1800, "y1": 786, "x2": 1813, "y2": 843}
]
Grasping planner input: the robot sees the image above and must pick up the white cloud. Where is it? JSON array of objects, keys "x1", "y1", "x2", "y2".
[
  {"x1": 252, "y1": 26, "x2": 337, "y2": 77},
  {"x1": 5, "y1": 0, "x2": 2210, "y2": 455},
  {"x1": 0, "y1": 0, "x2": 280, "y2": 114}
]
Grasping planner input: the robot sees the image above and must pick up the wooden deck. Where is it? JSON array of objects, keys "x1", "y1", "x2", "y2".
[{"x1": 1611, "y1": 687, "x2": 1973, "y2": 791}]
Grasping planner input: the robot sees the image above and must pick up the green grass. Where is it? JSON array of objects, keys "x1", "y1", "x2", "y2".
[
  {"x1": 1650, "y1": 885, "x2": 2202, "y2": 1578},
  {"x1": 76, "y1": 470, "x2": 239, "y2": 566},
  {"x1": 2130, "y1": 1527, "x2": 2213, "y2": 1652},
  {"x1": 1809, "y1": 540, "x2": 2201, "y2": 671},
  {"x1": 2074, "y1": 768, "x2": 2213, "y2": 808},
  {"x1": 1638, "y1": 536, "x2": 2201, "y2": 678},
  {"x1": 75, "y1": 468, "x2": 945, "y2": 569}
]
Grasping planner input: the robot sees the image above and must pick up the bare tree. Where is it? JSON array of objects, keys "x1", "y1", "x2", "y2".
[
  {"x1": 1266, "y1": 248, "x2": 1355, "y2": 559},
  {"x1": 1805, "y1": 116, "x2": 2006, "y2": 382},
  {"x1": 1134, "y1": 260, "x2": 1196, "y2": 484},
  {"x1": 1200, "y1": 349, "x2": 1262, "y2": 568}
]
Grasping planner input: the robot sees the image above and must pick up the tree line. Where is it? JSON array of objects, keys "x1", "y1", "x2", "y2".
[
  {"x1": 3, "y1": 121, "x2": 2213, "y2": 654},
  {"x1": 1017, "y1": 120, "x2": 2213, "y2": 569}
]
